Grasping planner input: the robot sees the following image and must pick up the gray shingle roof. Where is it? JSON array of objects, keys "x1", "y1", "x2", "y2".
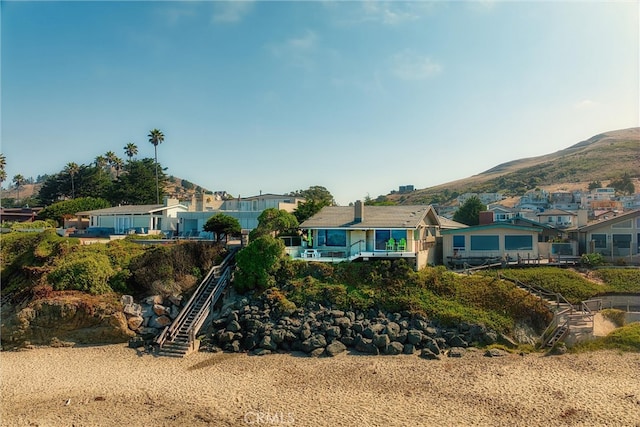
[{"x1": 300, "y1": 205, "x2": 438, "y2": 229}]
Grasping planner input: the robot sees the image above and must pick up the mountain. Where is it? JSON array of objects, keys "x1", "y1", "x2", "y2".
[{"x1": 387, "y1": 127, "x2": 640, "y2": 205}]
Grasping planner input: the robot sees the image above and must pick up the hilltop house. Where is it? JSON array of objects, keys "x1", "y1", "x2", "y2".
[
  {"x1": 297, "y1": 201, "x2": 448, "y2": 270},
  {"x1": 536, "y1": 209, "x2": 578, "y2": 229}
]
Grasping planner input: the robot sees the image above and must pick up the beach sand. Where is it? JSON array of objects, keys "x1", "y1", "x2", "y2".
[{"x1": 1, "y1": 345, "x2": 639, "y2": 426}]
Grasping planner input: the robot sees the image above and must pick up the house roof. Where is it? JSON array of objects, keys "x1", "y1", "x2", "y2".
[
  {"x1": 536, "y1": 209, "x2": 577, "y2": 217},
  {"x1": 300, "y1": 205, "x2": 439, "y2": 229},
  {"x1": 438, "y1": 216, "x2": 467, "y2": 229},
  {"x1": 577, "y1": 209, "x2": 640, "y2": 232},
  {"x1": 507, "y1": 217, "x2": 556, "y2": 230},
  {"x1": 441, "y1": 223, "x2": 542, "y2": 235},
  {"x1": 76, "y1": 204, "x2": 187, "y2": 216}
]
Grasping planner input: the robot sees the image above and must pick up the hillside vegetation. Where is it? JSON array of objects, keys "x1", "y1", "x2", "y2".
[{"x1": 390, "y1": 127, "x2": 640, "y2": 204}]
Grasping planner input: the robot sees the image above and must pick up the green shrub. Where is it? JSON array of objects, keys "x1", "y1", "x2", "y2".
[
  {"x1": 601, "y1": 309, "x2": 626, "y2": 327},
  {"x1": 47, "y1": 252, "x2": 115, "y2": 294},
  {"x1": 580, "y1": 253, "x2": 605, "y2": 266},
  {"x1": 234, "y1": 236, "x2": 286, "y2": 292},
  {"x1": 572, "y1": 322, "x2": 640, "y2": 352}
]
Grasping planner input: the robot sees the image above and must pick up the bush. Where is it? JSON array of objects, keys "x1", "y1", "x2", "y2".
[
  {"x1": 580, "y1": 253, "x2": 605, "y2": 267},
  {"x1": 601, "y1": 309, "x2": 626, "y2": 327},
  {"x1": 47, "y1": 252, "x2": 115, "y2": 294},
  {"x1": 234, "y1": 236, "x2": 286, "y2": 292}
]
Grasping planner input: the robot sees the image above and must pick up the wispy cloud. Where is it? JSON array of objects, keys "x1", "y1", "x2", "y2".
[
  {"x1": 268, "y1": 30, "x2": 319, "y2": 68},
  {"x1": 348, "y1": 1, "x2": 434, "y2": 25},
  {"x1": 212, "y1": 1, "x2": 254, "y2": 24},
  {"x1": 390, "y1": 50, "x2": 442, "y2": 81},
  {"x1": 573, "y1": 99, "x2": 599, "y2": 110}
]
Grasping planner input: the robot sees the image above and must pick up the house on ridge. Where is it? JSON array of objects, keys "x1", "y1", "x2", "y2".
[{"x1": 297, "y1": 201, "x2": 450, "y2": 270}]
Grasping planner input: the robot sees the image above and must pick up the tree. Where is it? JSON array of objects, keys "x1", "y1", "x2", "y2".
[
  {"x1": 0, "y1": 153, "x2": 6, "y2": 185},
  {"x1": 65, "y1": 162, "x2": 80, "y2": 199},
  {"x1": 124, "y1": 142, "x2": 138, "y2": 161},
  {"x1": 203, "y1": 213, "x2": 241, "y2": 242},
  {"x1": 94, "y1": 155, "x2": 108, "y2": 179},
  {"x1": 234, "y1": 235, "x2": 286, "y2": 292},
  {"x1": 608, "y1": 173, "x2": 635, "y2": 195},
  {"x1": 12, "y1": 174, "x2": 24, "y2": 202},
  {"x1": 110, "y1": 158, "x2": 166, "y2": 205},
  {"x1": 291, "y1": 185, "x2": 335, "y2": 223},
  {"x1": 453, "y1": 196, "x2": 486, "y2": 226},
  {"x1": 588, "y1": 181, "x2": 602, "y2": 191},
  {"x1": 250, "y1": 208, "x2": 299, "y2": 240},
  {"x1": 112, "y1": 157, "x2": 124, "y2": 177},
  {"x1": 148, "y1": 128, "x2": 165, "y2": 204}
]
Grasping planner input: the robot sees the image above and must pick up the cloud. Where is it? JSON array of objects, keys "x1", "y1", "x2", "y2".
[
  {"x1": 390, "y1": 50, "x2": 442, "y2": 81},
  {"x1": 361, "y1": 1, "x2": 429, "y2": 25},
  {"x1": 212, "y1": 1, "x2": 254, "y2": 24},
  {"x1": 573, "y1": 99, "x2": 599, "y2": 110},
  {"x1": 268, "y1": 30, "x2": 319, "y2": 68}
]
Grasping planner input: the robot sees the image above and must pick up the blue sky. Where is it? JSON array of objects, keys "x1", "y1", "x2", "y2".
[{"x1": 2, "y1": 1, "x2": 638, "y2": 205}]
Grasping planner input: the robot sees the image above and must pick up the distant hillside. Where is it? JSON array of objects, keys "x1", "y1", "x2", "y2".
[{"x1": 389, "y1": 127, "x2": 640, "y2": 205}]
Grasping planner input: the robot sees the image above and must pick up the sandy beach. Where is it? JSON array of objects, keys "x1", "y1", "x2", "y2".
[{"x1": 1, "y1": 345, "x2": 639, "y2": 427}]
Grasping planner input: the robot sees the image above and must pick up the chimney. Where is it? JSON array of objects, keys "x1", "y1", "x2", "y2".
[
  {"x1": 479, "y1": 211, "x2": 494, "y2": 225},
  {"x1": 577, "y1": 209, "x2": 588, "y2": 227},
  {"x1": 354, "y1": 200, "x2": 364, "y2": 223}
]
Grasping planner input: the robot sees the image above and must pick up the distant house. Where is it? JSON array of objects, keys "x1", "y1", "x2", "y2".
[
  {"x1": 441, "y1": 223, "x2": 543, "y2": 267},
  {"x1": 0, "y1": 207, "x2": 42, "y2": 223},
  {"x1": 75, "y1": 197, "x2": 188, "y2": 236},
  {"x1": 536, "y1": 209, "x2": 577, "y2": 229},
  {"x1": 298, "y1": 201, "x2": 444, "y2": 269},
  {"x1": 572, "y1": 209, "x2": 640, "y2": 263},
  {"x1": 178, "y1": 193, "x2": 305, "y2": 234}
]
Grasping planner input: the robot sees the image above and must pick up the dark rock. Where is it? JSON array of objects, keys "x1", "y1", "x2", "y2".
[
  {"x1": 325, "y1": 326, "x2": 341, "y2": 338},
  {"x1": 484, "y1": 348, "x2": 509, "y2": 357},
  {"x1": 419, "y1": 348, "x2": 440, "y2": 360},
  {"x1": 395, "y1": 330, "x2": 408, "y2": 344},
  {"x1": 260, "y1": 335, "x2": 277, "y2": 351},
  {"x1": 251, "y1": 348, "x2": 271, "y2": 356},
  {"x1": 402, "y1": 343, "x2": 415, "y2": 355},
  {"x1": 218, "y1": 331, "x2": 235, "y2": 344},
  {"x1": 407, "y1": 329, "x2": 423, "y2": 345},
  {"x1": 448, "y1": 335, "x2": 468, "y2": 348},
  {"x1": 226, "y1": 320, "x2": 242, "y2": 333},
  {"x1": 123, "y1": 303, "x2": 142, "y2": 317},
  {"x1": 413, "y1": 319, "x2": 429, "y2": 332},
  {"x1": 373, "y1": 333, "x2": 390, "y2": 348},
  {"x1": 128, "y1": 336, "x2": 145, "y2": 348},
  {"x1": 301, "y1": 334, "x2": 327, "y2": 353},
  {"x1": 355, "y1": 337, "x2": 379, "y2": 355},
  {"x1": 384, "y1": 322, "x2": 401, "y2": 341},
  {"x1": 340, "y1": 336, "x2": 356, "y2": 347},
  {"x1": 448, "y1": 347, "x2": 466, "y2": 358},
  {"x1": 150, "y1": 315, "x2": 171, "y2": 328},
  {"x1": 242, "y1": 333, "x2": 260, "y2": 350},
  {"x1": 330, "y1": 310, "x2": 345, "y2": 318},
  {"x1": 384, "y1": 341, "x2": 404, "y2": 355},
  {"x1": 325, "y1": 341, "x2": 347, "y2": 357},
  {"x1": 334, "y1": 317, "x2": 352, "y2": 329},
  {"x1": 310, "y1": 347, "x2": 325, "y2": 358},
  {"x1": 270, "y1": 329, "x2": 286, "y2": 344},
  {"x1": 230, "y1": 340, "x2": 241, "y2": 353}
]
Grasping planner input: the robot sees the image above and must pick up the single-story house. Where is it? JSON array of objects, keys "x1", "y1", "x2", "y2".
[
  {"x1": 297, "y1": 201, "x2": 443, "y2": 270},
  {"x1": 441, "y1": 223, "x2": 543, "y2": 267},
  {"x1": 74, "y1": 197, "x2": 188, "y2": 236},
  {"x1": 572, "y1": 209, "x2": 640, "y2": 264}
]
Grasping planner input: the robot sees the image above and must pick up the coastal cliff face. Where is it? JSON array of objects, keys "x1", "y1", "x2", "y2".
[{"x1": 1, "y1": 292, "x2": 135, "y2": 348}]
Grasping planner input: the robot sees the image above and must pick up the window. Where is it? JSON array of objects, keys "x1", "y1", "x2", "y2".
[
  {"x1": 470, "y1": 235, "x2": 499, "y2": 251},
  {"x1": 592, "y1": 234, "x2": 607, "y2": 249},
  {"x1": 375, "y1": 230, "x2": 406, "y2": 250},
  {"x1": 612, "y1": 220, "x2": 632, "y2": 229},
  {"x1": 505, "y1": 235, "x2": 533, "y2": 250},
  {"x1": 453, "y1": 235, "x2": 465, "y2": 250},
  {"x1": 316, "y1": 230, "x2": 346, "y2": 247},
  {"x1": 613, "y1": 234, "x2": 631, "y2": 249}
]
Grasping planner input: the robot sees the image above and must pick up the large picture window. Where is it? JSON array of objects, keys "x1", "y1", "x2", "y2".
[
  {"x1": 375, "y1": 230, "x2": 406, "y2": 250},
  {"x1": 470, "y1": 235, "x2": 499, "y2": 251},
  {"x1": 505, "y1": 235, "x2": 533, "y2": 250},
  {"x1": 316, "y1": 230, "x2": 346, "y2": 247},
  {"x1": 613, "y1": 234, "x2": 631, "y2": 249}
]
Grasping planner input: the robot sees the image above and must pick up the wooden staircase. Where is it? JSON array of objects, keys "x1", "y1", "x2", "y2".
[
  {"x1": 155, "y1": 247, "x2": 238, "y2": 357},
  {"x1": 499, "y1": 273, "x2": 595, "y2": 348}
]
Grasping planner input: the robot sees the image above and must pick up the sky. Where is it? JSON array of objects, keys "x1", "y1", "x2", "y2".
[{"x1": 2, "y1": 1, "x2": 638, "y2": 206}]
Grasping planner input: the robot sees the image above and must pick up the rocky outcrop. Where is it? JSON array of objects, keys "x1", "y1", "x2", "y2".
[
  {"x1": 121, "y1": 294, "x2": 186, "y2": 344},
  {"x1": 1, "y1": 293, "x2": 135, "y2": 348},
  {"x1": 203, "y1": 295, "x2": 502, "y2": 358}
]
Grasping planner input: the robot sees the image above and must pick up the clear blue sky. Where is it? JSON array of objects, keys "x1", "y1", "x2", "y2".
[{"x1": 2, "y1": 1, "x2": 638, "y2": 206}]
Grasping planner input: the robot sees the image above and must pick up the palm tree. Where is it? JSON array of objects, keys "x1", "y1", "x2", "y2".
[
  {"x1": 65, "y1": 162, "x2": 80, "y2": 199},
  {"x1": 13, "y1": 174, "x2": 24, "y2": 202},
  {"x1": 112, "y1": 157, "x2": 124, "y2": 177},
  {"x1": 124, "y1": 142, "x2": 138, "y2": 161},
  {"x1": 148, "y1": 128, "x2": 165, "y2": 204}
]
